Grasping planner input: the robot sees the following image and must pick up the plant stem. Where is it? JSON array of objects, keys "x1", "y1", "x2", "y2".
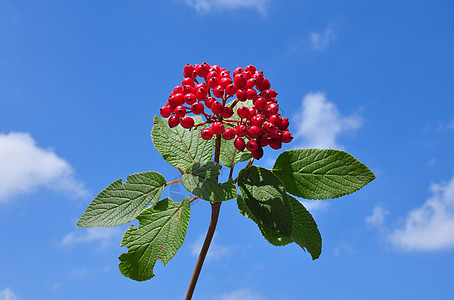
[{"x1": 185, "y1": 134, "x2": 223, "y2": 300}]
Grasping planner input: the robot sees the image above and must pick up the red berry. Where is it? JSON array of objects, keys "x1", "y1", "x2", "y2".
[
  {"x1": 245, "y1": 65, "x2": 256, "y2": 74},
  {"x1": 211, "y1": 122, "x2": 225, "y2": 134},
  {"x1": 183, "y1": 85, "x2": 196, "y2": 95},
  {"x1": 220, "y1": 70, "x2": 230, "y2": 78},
  {"x1": 213, "y1": 85, "x2": 224, "y2": 98},
  {"x1": 160, "y1": 106, "x2": 171, "y2": 118},
  {"x1": 184, "y1": 93, "x2": 197, "y2": 105},
  {"x1": 269, "y1": 139, "x2": 282, "y2": 150},
  {"x1": 248, "y1": 107, "x2": 257, "y2": 117},
  {"x1": 196, "y1": 87, "x2": 208, "y2": 100},
  {"x1": 236, "y1": 89, "x2": 247, "y2": 101},
  {"x1": 243, "y1": 70, "x2": 252, "y2": 80},
  {"x1": 201, "y1": 128, "x2": 214, "y2": 140},
  {"x1": 278, "y1": 118, "x2": 289, "y2": 130},
  {"x1": 246, "y1": 78, "x2": 256, "y2": 89},
  {"x1": 269, "y1": 114, "x2": 282, "y2": 126},
  {"x1": 221, "y1": 107, "x2": 234, "y2": 118},
  {"x1": 220, "y1": 77, "x2": 233, "y2": 88},
  {"x1": 258, "y1": 136, "x2": 270, "y2": 147},
  {"x1": 171, "y1": 93, "x2": 185, "y2": 105},
  {"x1": 191, "y1": 102, "x2": 204, "y2": 114},
  {"x1": 233, "y1": 67, "x2": 244, "y2": 77},
  {"x1": 254, "y1": 97, "x2": 267, "y2": 111},
  {"x1": 234, "y1": 137, "x2": 245, "y2": 151},
  {"x1": 205, "y1": 96, "x2": 215, "y2": 109},
  {"x1": 223, "y1": 128, "x2": 236, "y2": 140},
  {"x1": 207, "y1": 76, "x2": 219, "y2": 88},
  {"x1": 237, "y1": 106, "x2": 250, "y2": 119},
  {"x1": 168, "y1": 115, "x2": 179, "y2": 128},
  {"x1": 269, "y1": 129, "x2": 281, "y2": 139},
  {"x1": 246, "y1": 88, "x2": 257, "y2": 100},
  {"x1": 246, "y1": 140, "x2": 259, "y2": 152},
  {"x1": 234, "y1": 74, "x2": 247, "y2": 89},
  {"x1": 211, "y1": 101, "x2": 224, "y2": 114},
  {"x1": 250, "y1": 114, "x2": 264, "y2": 126},
  {"x1": 173, "y1": 85, "x2": 184, "y2": 94},
  {"x1": 251, "y1": 147, "x2": 264, "y2": 159},
  {"x1": 281, "y1": 131, "x2": 293, "y2": 143},
  {"x1": 196, "y1": 62, "x2": 210, "y2": 78},
  {"x1": 225, "y1": 83, "x2": 238, "y2": 96},
  {"x1": 207, "y1": 71, "x2": 219, "y2": 81},
  {"x1": 180, "y1": 116, "x2": 195, "y2": 129},
  {"x1": 257, "y1": 78, "x2": 271, "y2": 91},
  {"x1": 247, "y1": 125, "x2": 261, "y2": 138},
  {"x1": 183, "y1": 64, "x2": 195, "y2": 78},
  {"x1": 182, "y1": 77, "x2": 194, "y2": 86},
  {"x1": 236, "y1": 124, "x2": 248, "y2": 137},
  {"x1": 263, "y1": 122, "x2": 276, "y2": 134},
  {"x1": 266, "y1": 103, "x2": 279, "y2": 115},
  {"x1": 174, "y1": 105, "x2": 186, "y2": 117}
]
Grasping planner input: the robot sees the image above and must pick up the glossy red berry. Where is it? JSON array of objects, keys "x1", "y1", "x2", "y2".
[
  {"x1": 237, "y1": 106, "x2": 250, "y2": 119},
  {"x1": 213, "y1": 85, "x2": 224, "y2": 98},
  {"x1": 225, "y1": 83, "x2": 238, "y2": 96},
  {"x1": 278, "y1": 118, "x2": 289, "y2": 130},
  {"x1": 246, "y1": 140, "x2": 259, "y2": 152},
  {"x1": 168, "y1": 115, "x2": 179, "y2": 128},
  {"x1": 174, "y1": 105, "x2": 186, "y2": 117},
  {"x1": 201, "y1": 128, "x2": 214, "y2": 140},
  {"x1": 281, "y1": 131, "x2": 293, "y2": 143},
  {"x1": 269, "y1": 114, "x2": 282, "y2": 126},
  {"x1": 182, "y1": 77, "x2": 194, "y2": 86},
  {"x1": 160, "y1": 106, "x2": 171, "y2": 118},
  {"x1": 234, "y1": 74, "x2": 247, "y2": 89},
  {"x1": 184, "y1": 93, "x2": 197, "y2": 105},
  {"x1": 250, "y1": 114, "x2": 264, "y2": 126},
  {"x1": 220, "y1": 77, "x2": 232, "y2": 88},
  {"x1": 196, "y1": 87, "x2": 208, "y2": 100},
  {"x1": 223, "y1": 128, "x2": 236, "y2": 140},
  {"x1": 247, "y1": 125, "x2": 261, "y2": 138},
  {"x1": 266, "y1": 103, "x2": 279, "y2": 115},
  {"x1": 254, "y1": 97, "x2": 267, "y2": 111},
  {"x1": 269, "y1": 139, "x2": 282, "y2": 150},
  {"x1": 211, "y1": 122, "x2": 225, "y2": 134},
  {"x1": 234, "y1": 137, "x2": 245, "y2": 151},
  {"x1": 211, "y1": 101, "x2": 224, "y2": 114},
  {"x1": 183, "y1": 64, "x2": 195, "y2": 78},
  {"x1": 220, "y1": 107, "x2": 234, "y2": 118},
  {"x1": 205, "y1": 96, "x2": 215, "y2": 109},
  {"x1": 191, "y1": 102, "x2": 204, "y2": 115},
  {"x1": 246, "y1": 88, "x2": 257, "y2": 100},
  {"x1": 180, "y1": 116, "x2": 195, "y2": 129},
  {"x1": 233, "y1": 67, "x2": 244, "y2": 77},
  {"x1": 196, "y1": 62, "x2": 210, "y2": 78},
  {"x1": 236, "y1": 89, "x2": 247, "y2": 101},
  {"x1": 245, "y1": 65, "x2": 256, "y2": 74},
  {"x1": 236, "y1": 124, "x2": 248, "y2": 137},
  {"x1": 207, "y1": 76, "x2": 219, "y2": 88},
  {"x1": 251, "y1": 147, "x2": 264, "y2": 159}
]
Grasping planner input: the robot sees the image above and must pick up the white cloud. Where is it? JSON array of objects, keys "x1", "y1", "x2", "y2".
[
  {"x1": 190, "y1": 234, "x2": 234, "y2": 260},
  {"x1": 293, "y1": 92, "x2": 362, "y2": 149},
  {"x1": 0, "y1": 132, "x2": 88, "y2": 202},
  {"x1": 366, "y1": 206, "x2": 389, "y2": 230},
  {"x1": 0, "y1": 288, "x2": 19, "y2": 300},
  {"x1": 60, "y1": 227, "x2": 121, "y2": 251},
  {"x1": 182, "y1": 0, "x2": 269, "y2": 16},
  {"x1": 388, "y1": 176, "x2": 454, "y2": 251},
  {"x1": 218, "y1": 288, "x2": 262, "y2": 300},
  {"x1": 300, "y1": 199, "x2": 329, "y2": 211},
  {"x1": 310, "y1": 27, "x2": 336, "y2": 51}
]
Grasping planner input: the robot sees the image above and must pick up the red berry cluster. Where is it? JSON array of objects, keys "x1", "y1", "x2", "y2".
[{"x1": 159, "y1": 63, "x2": 293, "y2": 160}]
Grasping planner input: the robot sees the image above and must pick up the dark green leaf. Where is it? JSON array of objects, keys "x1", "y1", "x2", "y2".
[
  {"x1": 151, "y1": 116, "x2": 212, "y2": 171},
  {"x1": 118, "y1": 197, "x2": 191, "y2": 281},
  {"x1": 273, "y1": 149, "x2": 375, "y2": 199},
  {"x1": 77, "y1": 172, "x2": 166, "y2": 227},
  {"x1": 182, "y1": 161, "x2": 237, "y2": 202},
  {"x1": 288, "y1": 195, "x2": 322, "y2": 260},
  {"x1": 238, "y1": 166, "x2": 293, "y2": 236}
]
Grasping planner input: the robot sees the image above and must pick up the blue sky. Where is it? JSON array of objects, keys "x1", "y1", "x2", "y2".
[{"x1": 1, "y1": 0, "x2": 454, "y2": 299}]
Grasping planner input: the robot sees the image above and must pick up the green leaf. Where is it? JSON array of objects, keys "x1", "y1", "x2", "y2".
[
  {"x1": 238, "y1": 166, "x2": 293, "y2": 236},
  {"x1": 272, "y1": 149, "x2": 375, "y2": 200},
  {"x1": 182, "y1": 161, "x2": 237, "y2": 202},
  {"x1": 219, "y1": 138, "x2": 252, "y2": 168},
  {"x1": 118, "y1": 197, "x2": 191, "y2": 281},
  {"x1": 237, "y1": 195, "x2": 292, "y2": 246},
  {"x1": 151, "y1": 116, "x2": 212, "y2": 171},
  {"x1": 77, "y1": 172, "x2": 166, "y2": 228},
  {"x1": 288, "y1": 195, "x2": 322, "y2": 260}
]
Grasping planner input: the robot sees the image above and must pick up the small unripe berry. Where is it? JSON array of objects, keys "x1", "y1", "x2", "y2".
[
  {"x1": 211, "y1": 101, "x2": 224, "y2": 114},
  {"x1": 223, "y1": 128, "x2": 236, "y2": 140},
  {"x1": 160, "y1": 106, "x2": 171, "y2": 118},
  {"x1": 246, "y1": 140, "x2": 259, "y2": 152},
  {"x1": 234, "y1": 137, "x2": 246, "y2": 151},
  {"x1": 180, "y1": 116, "x2": 195, "y2": 129},
  {"x1": 191, "y1": 102, "x2": 204, "y2": 115},
  {"x1": 201, "y1": 128, "x2": 214, "y2": 140},
  {"x1": 168, "y1": 115, "x2": 179, "y2": 128},
  {"x1": 211, "y1": 122, "x2": 225, "y2": 134}
]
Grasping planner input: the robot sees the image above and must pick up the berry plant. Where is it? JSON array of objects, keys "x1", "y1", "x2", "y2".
[{"x1": 77, "y1": 63, "x2": 375, "y2": 299}]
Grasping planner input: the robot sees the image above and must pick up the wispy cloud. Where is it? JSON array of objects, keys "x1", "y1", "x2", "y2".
[
  {"x1": 310, "y1": 26, "x2": 336, "y2": 51},
  {"x1": 0, "y1": 132, "x2": 88, "y2": 202},
  {"x1": 366, "y1": 206, "x2": 389, "y2": 231},
  {"x1": 0, "y1": 288, "x2": 19, "y2": 300},
  {"x1": 218, "y1": 288, "x2": 262, "y2": 300},
  {"x1": 60, "y1": 227, "x2": 122, "y2": 251},
  {"x1": 190, "y1": 234, "x2": 235, "y2": 260},
  {"x1": 388, "y1": 176, "x2": 454, "y2": 251},
  {"x1": 293, "y1": 92, "x2": 362, "y2": 149},
  {"x1": 182, "y1": 0, "x2": 270, "y2": 16}
]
